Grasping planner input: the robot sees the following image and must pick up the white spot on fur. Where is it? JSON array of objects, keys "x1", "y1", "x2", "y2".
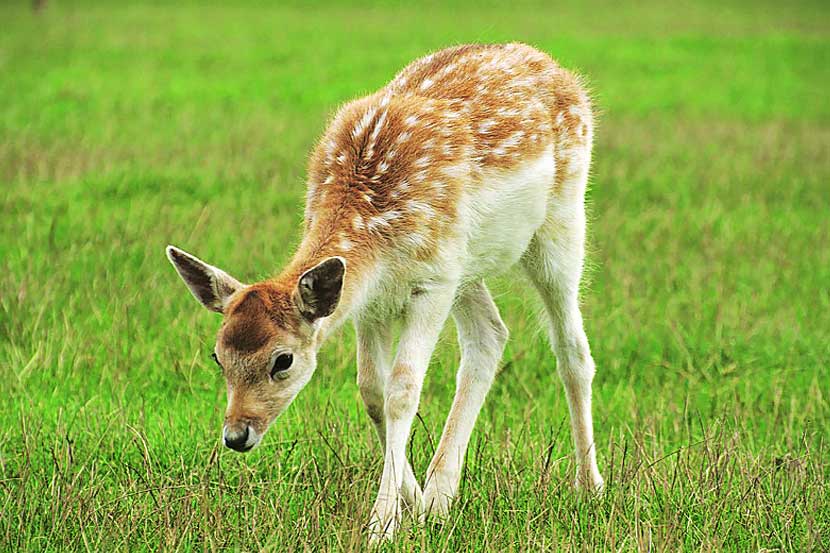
[
  {"x1": 414, "y1": 156, "x2": 431, "y2": 168},
  {"x1": 367, "y1": 109, "x2": 388, "y2": 147},
  {"x1": 499, "y1": 131, "x2": 524, "y2": 150},
  {"x1": 324, "y1": 139, "x2": 337, "y2": 158},
  {"x1": 352, "y1": 214, "x2": 365, "y2": 230},
  {"x1": 400, "y1": 232, "x2": 429, "y2": 251},
  {"x1": 439, "y1": 63, "x2": 457, "y2": 76},
  {"x1": 367, "y1": 211, "x2": 401, "y2": 231},
  {"x1": 352, "y1": 107, "x2": 378, "y2": 139},
  {"x1": 405, "y1": 199, "x2": 436, "y2": 218},
  {"x1": 420, "y1": 78, "x2": 434, "y2": 90},
  {"x1": 404, "y1": 115, "x2": 419, "y2": 127},
  {"x1": 569, "y1": 104, "x2": 588, "y2": 117},
  {"x1": 442, "y1": 162, "x2": 469, "y2": 179},
  {"x1": 478, "y1": 120, "x2": 496, "y2": 134}
]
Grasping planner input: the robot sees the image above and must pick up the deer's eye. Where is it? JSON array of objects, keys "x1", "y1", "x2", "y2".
[
  {"x1": 211, "y1": 352, "x2": 222, "y2": 368},
  {"x1": 270, "y1": 353, "x2": 293, "y2": 379}
]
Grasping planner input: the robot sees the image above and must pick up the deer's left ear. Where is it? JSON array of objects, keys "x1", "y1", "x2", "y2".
[{"x1": 295, "y1": 257, "x2": 346, "y2": 322}]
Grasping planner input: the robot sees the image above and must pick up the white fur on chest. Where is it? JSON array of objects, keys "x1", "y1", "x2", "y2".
[{"x1": 459, "y1": 146, "x2": 554, "y2": 281}]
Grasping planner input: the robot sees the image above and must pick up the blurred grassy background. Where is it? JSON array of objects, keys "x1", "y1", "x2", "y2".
[{"x1": 1, "y1": 1, "x2": 828, "y2": 550}]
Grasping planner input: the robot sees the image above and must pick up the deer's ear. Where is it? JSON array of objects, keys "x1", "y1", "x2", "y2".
[
  {"x1": 166, "y1": 246, "x2": 244, "y2": 313},
  {"x1": 295, "y1": 257, "x2": 346, "y2": 322}
]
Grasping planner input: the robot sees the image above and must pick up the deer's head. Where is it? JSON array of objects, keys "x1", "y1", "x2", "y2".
[{"x1": 166, "y1": 246, "x2": 345, "y2": 452}]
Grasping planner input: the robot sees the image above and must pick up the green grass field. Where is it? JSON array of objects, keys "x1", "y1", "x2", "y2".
[{"x1": 1, "y1": 1, "x2": 829, "y2": 550}]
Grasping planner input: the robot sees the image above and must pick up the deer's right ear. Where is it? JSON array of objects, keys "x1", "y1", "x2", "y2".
[{"x1": 166, "y1": 246, "x2": 245, "y2": 313}]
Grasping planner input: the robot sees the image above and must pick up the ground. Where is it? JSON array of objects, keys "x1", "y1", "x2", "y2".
[{"x1": 1, "y1": 1, "x2": 828, "y2": 551}]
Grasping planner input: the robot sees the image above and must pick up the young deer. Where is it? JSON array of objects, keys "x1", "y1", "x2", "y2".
[{"x1": 167, "y1": 43, "x2": 603, "y2": 541}]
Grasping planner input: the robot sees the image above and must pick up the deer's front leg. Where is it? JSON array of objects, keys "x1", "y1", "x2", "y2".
[
  {"x1": 355, "y1": 320, "x2": 423, "y2": 513},
  {"x1": 368, "y1": 284, "x2": 456, "y2": 542}
]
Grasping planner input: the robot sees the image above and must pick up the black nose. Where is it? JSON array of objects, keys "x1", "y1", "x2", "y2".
[{"x1": 224, "y1": 425, "x2": 251, "y2": 452}]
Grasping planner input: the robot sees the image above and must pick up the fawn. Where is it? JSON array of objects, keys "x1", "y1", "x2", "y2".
[{"x1": 167, "y1": 43, "x2": 603, "y2": 541}]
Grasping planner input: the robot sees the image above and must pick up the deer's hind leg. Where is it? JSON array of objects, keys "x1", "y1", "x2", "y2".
[
  {"x1": 520, "y1": 141, "x2": 603, "y2": 490},
  {"x1": 423, "y1": 280, "x2": 508, "y2": 518}
]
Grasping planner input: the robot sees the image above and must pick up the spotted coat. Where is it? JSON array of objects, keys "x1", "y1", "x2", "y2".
[{"x1": 294, "y1": 43, "x2": 592, "y2": 276}]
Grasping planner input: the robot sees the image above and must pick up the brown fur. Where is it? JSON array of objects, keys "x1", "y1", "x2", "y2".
[
  {"x1": 220, "y1": 284, "x2": 301, "y2": 354},
  {"x1": 296, "y1": 43, "x2": 591, "y2": 280}
]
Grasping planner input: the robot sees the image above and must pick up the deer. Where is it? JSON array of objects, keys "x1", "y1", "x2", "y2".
[{"x1": 166, "y1": 43, "x2": 603, "y2": 541}]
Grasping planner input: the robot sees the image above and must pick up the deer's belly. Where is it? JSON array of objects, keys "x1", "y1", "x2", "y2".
[{"x1": 461, "y1": 146, "x2": 554, "y2": 279}]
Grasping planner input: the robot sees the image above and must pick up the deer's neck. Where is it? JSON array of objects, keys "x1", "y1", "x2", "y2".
[{"x1": 279, "y1": 217, "x2": 376, "y2": 340}]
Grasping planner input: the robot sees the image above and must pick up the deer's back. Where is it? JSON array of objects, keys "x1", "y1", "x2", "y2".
[{"x1": 303, "y1": 43, "x2": 592, "y2": 277}]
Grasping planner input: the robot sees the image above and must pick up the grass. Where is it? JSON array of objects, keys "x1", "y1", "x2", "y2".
[{"x1": 1, "y1": 0, "x2": 829, "y2": 550}]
